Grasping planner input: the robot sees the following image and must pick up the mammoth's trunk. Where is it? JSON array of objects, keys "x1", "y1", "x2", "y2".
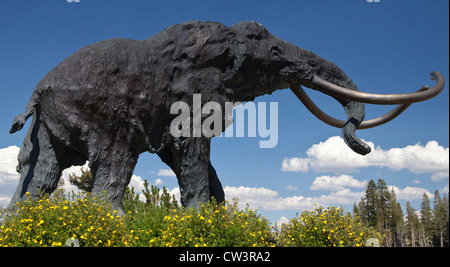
[
  {"x1": 340, "y1": 90, "x2": 372, "y2": 155},
  {"x1": 328, "y1": 79, "x2": 371, "y2": 155},
  {"x1": 295, "y1": 56, "x2": 372, "y2": 155}
]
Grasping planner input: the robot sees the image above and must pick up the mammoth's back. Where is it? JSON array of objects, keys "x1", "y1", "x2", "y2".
[
  {"x1": 29, "y1": 21, "x2": 234, "y2": 153},
  {"x1": 33, "y1": 37, "x2": 172, "y2": 153},
  {"x1": 36, "y1": 38, "x2": 154, "y2": 93}
]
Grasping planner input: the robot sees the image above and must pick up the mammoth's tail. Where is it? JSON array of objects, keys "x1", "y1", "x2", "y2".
[
  {"x1": 10, "y1": 108, "x2": 34, "y2": 134},
  {"x1": 10, "y1": 93, "x2": 39, "y2": 134}
]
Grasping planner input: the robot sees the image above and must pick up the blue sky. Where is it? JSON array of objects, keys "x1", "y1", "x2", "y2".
[{"x1": 0, "y1": 0, "x2": 448, "y2": 224}]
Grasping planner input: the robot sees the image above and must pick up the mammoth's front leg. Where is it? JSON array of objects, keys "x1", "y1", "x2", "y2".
[
  {"x1": 157, "y1": 137, "x2": 225, "y2": 207},
  {"x1": 170, "y1": 137, "x2": 213, "y2": 208},
  {"x1": 208, "y1": 162, "x2": 225, "y2": 203}
]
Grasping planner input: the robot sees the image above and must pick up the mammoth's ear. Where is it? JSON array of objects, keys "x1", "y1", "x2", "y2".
[
  {"x1": 225, "y1": 40, "x2": 247, "y2": 78},
  {"x1": 230, "y1": 21, "x2": 269, "y2": 40}
]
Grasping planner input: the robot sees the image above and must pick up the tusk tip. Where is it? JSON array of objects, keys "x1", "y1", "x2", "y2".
[{"x1": 430, "y1": 71, "x2": 442, "y2": 81}]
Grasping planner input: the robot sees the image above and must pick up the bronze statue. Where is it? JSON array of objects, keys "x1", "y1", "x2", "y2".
[{"x1": 8, "y1": 21, "x2": 445, "y2": 215}]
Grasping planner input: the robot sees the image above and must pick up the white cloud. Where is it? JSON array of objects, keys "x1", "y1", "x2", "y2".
[
  {"x1": 383, "y1": 141, "x2": 449, "y2": 175},
  {"x1": 281, "y1": 136, "x2": 449, "y2": 179},
  {"x1": 224, "y1": 183, "x2": 429, "y2": 211},
  {"x1": 128, "y1": 175, "x2": 146, "y2": 193},
  {"x1": 281, "y1": 157, "x2": 311, "y2": 172},
  {"x1": 431, "y1": 172, "x2": 449, "y2": 182},
  {"x1": 225, "y1": 186, "x2": 279, "y2": 198},
  {"x1": 274, "y1": 216, "x2": 290, "y2": 229},
  {"x1": 263, "y1": 195, "x2": 316, "y2": 211},
  {"x1": 224, "y1": 185, "x2": 363, "y2": 211},
  {"x1": 155, "y1": 178, "x2": 164, "y2": 186},
  {"x1": 285, "y1": 185, "x2": 298, "y2": 191},
  {"x1": 60, "y1": 163, "x2": 89, "y2": 195},
  {"x1": 0, "y1": 196, "x2": 11, "y2": 208},
  {"x1": 389, "y1": 185, "x2": 433, "y2": 201},
  {"x1": 317, "y1": 189, "x2": 364, "y2": 205},
  {"x1": 263, "y1": 189, "x2": 364, "y2": 211},
  {"x1": 0, "y1": 146, "x2": 21, "y2": 208},
  {"x1": 0, "y1": 146, "x2": 20, "y2": 185},
  {"x1": 310, "y1": 174, "x2": 367, "y2": 191},
  {"x1": 441, "y1": 185, "x2": 449, "y2": 194},
  {"x1": 168, "y1": 187, "x2": 181, "y2": 204},
  {"x1": 224, "y1": 186, "x2": 278, "y2": 209},
  {"x1": 157, "y1": 168, "x2": 176, "y2": 177}
]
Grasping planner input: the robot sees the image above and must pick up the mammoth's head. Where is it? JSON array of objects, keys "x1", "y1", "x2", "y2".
[{"x1": 227, "y1": 21, "x2": 445, "y2": 155}]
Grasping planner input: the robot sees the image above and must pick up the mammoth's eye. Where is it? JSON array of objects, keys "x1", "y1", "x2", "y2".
[{"x1": 271, "y1": 46, "x2": 280, "y2": 57}]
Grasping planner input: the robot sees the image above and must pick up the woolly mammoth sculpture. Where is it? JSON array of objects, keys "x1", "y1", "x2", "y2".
[{"x1": 8, "y1": 21, "x2": 445, "y2": 215}]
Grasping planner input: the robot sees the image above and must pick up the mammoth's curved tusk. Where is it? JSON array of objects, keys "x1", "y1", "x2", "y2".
[
  {"x1": 290, "y1": 84, "x2": 344, "y2": 128},
  {"x1": 290, "y1": 84, "x2": 429, "y2": 129},
  {"x1": 310, "y1": 71, "x2": 445, "y2": 105}
]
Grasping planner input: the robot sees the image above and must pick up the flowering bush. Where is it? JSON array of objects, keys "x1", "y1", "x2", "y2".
[
  {"x1": 0, "y1": 187, "x2": 275, "y2": 247},
  {"x1": 123, "y1": 183, "x2": 275, "y2": 247},
  {"x1": 129, "y1": 199, "x2": 275, "y2": 247},
  {"x1": 277, "y1": 205, "x2": 381, "y2": 247},
  {"x1": 0, "y1": 184, "x2": 379, "y2": 247},
  {"x1": 0, "y1": 191, "x2": 130, "y2": 247}
]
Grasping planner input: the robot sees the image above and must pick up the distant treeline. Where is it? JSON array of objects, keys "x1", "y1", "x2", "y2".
[{"x1": 353, "y1": 179, "x2": 449, "y2": 247}]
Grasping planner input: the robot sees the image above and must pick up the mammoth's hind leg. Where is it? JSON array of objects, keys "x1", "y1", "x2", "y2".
[
  {"x1": 88, "y1": 144, "x2": 139, "y2": 216},
  {"x1": 9, "y1": 116, "x2": 68, "y2": 208}
]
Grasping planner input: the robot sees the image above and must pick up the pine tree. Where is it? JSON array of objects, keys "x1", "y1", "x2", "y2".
[
  {"x1": 361, "y1": 180, "x2": 378, "y2": 228},
  {"x1": 69, "y1": 167, "x2": 93, "y2": 193},
  {"x1": 444, "y1": 193, "x2": 449, "y2": 247},
  {"x1": 420, "y1": 192, "x2": 433, "y2": 247},
  {"x1": 353, "y1": 202, "x2": 362, "y2": 224},
  {"x1": 406, "y1": 201, "x2": 420, "y2": 247},
  {"x1": 388, "y1": 188, "x2": 404, "y2": 247},
  {"x1": 56, "y1": 175, "x2": 66, "y2": 193},
  {"x1": 433, "y1": 190, "x2": 448, "y2": 247},
  {"x1": 376, "y1": 179, "x2": 391, "y2": 232},
  {"x1": 355, "y1": 178, "x2": 448, "y2": 247}
]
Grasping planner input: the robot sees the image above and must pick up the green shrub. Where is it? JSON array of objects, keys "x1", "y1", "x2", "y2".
[
  {"x1": 0, "y1": 183, "x2": 380, "y2": 247},
  {"x1": 127, "y1": 199, "x2": 275, "y2": 247},
  {"x1": 276, "y1": 205, "x2": 381, "y2": 247},
  {"x1": 122, "y1": 182, "x2": 275, "y2": 247},
  {"x1": 0, "y1": 191, "x2": 130, "y2": 247},
  {"x1": 0, "y1": 183, "x2": 275, "y2": 247}
]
